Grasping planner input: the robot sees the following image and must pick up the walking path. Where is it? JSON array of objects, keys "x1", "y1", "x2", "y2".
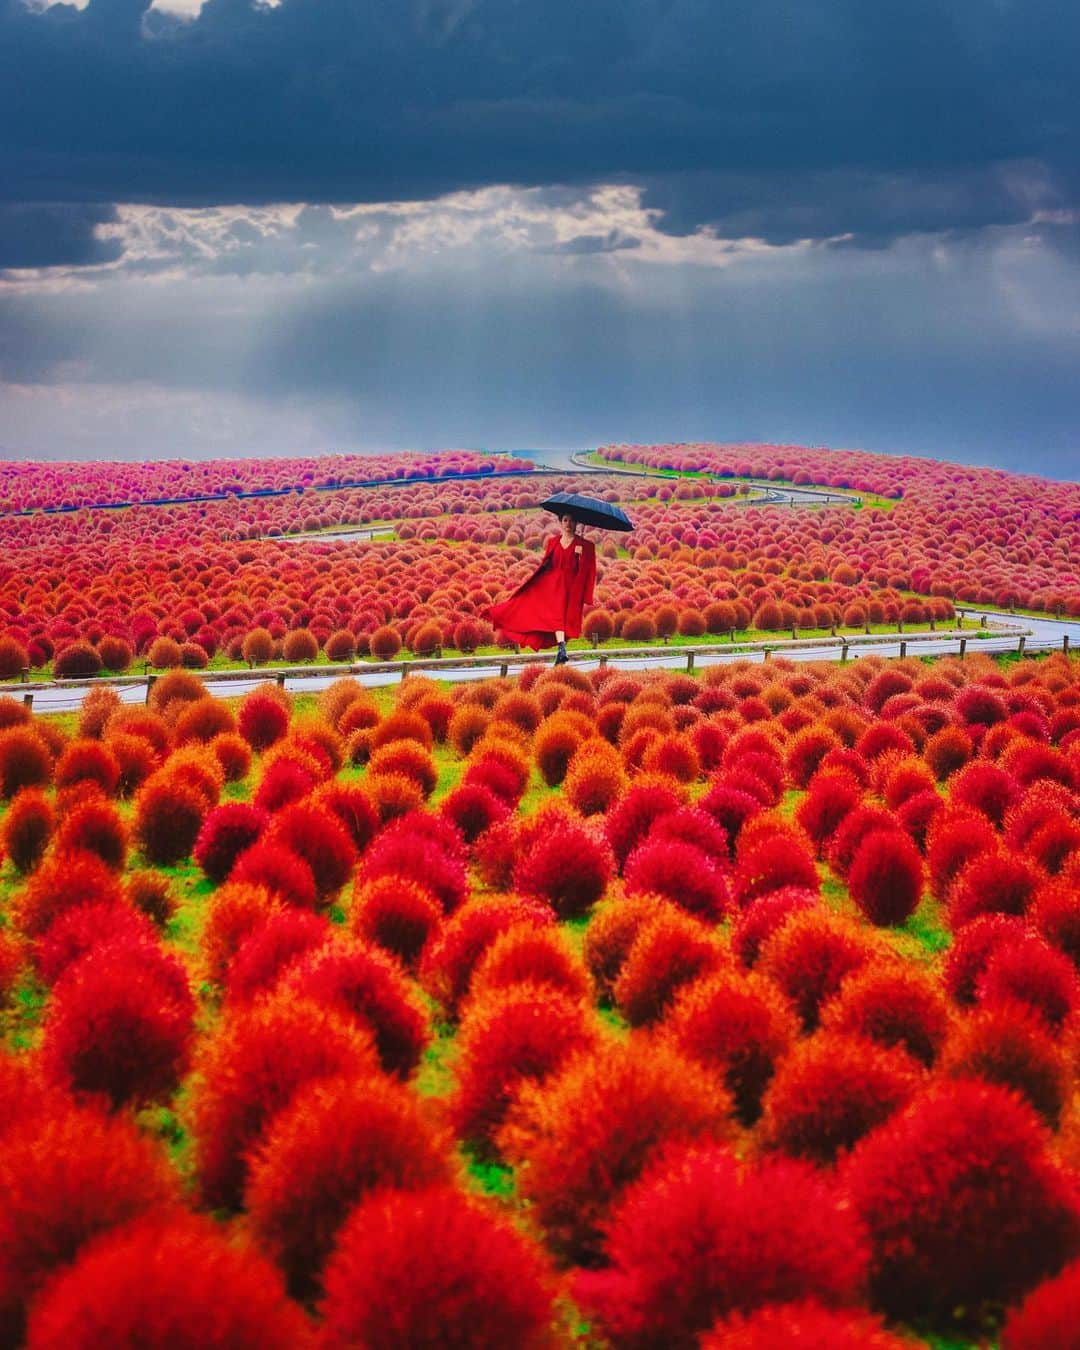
[{"x1": 11, "y1": 610, "x2": 1076, "y2": 715}]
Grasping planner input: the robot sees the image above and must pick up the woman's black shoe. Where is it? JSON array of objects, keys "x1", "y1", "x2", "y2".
[{"x1": 554, "y1": 642, "x2": 569, "y2": 665}]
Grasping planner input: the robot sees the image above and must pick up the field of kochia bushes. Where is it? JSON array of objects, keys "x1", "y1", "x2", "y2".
[
  {"x1": 0, "y1": 443, "x2": 1076, "y2": 680},
  {"x1": 1, "y1": 641, "x2": 1080, "y2": 1346}
]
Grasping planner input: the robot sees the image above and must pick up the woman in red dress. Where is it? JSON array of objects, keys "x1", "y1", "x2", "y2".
[{"x1": 489, "y1": 512, "x2": 597, "y2": 664}]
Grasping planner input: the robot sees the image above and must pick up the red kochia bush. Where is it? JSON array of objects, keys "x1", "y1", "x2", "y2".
[
  {"x1": 245, "y1": 1074, "x2": 451, "y2": 1298},
  {"x1": 200, "y1": 882, "x2": 280, "y2": 985},
  {"x1": 253, "y1": 757, "x2": 314, "y2": 813},
  {"x1": 734, "y1": 835, "x2": 820, "y2": 906},
  {"x1": 895, "y1": 785, "x2": 945, "y2": 848},
  {"x1": 189, "y1": 994, "x2": 380, "y2": 1210},
  {"x1": 583, "y1": 894, "x2": 678, "y2": 1000},
  {"x1": 926, "y1": 808, "x2": 1000, "y2": 899},
  {"x1": 1, "y1": 787, "x2": 53, "y2": 872},
  {"x1": 451, "y1": 983, "x2": 598, "y2": 1153},
  {"x1": 624, "y1": 838, "x2": 733, "y2": 919},
  {"x1": 54, "y1": 799, "x2": 127, "y2": 871},
  {"x1": 820, "y1": 964, "x2": 950, "y2": 1067},
  {"x1": 0, "y1": 1108, "x2": 178, "y2": 1346},
  {"x1": 230, "y1": 841, "x2": 319, "y2": 909},
  {"x1": 665, "y1": 969, "x2": 800, "y2": 1125},
  {"x1": 193, "y1": 803, "x2": 269, "y2": 883},
  {"x1": 34, "y1": 901, "x2": 155, "y2": 985},
  {"x1": 211, "y1": 731, "x2": 251, "y2": 782},
  {"x1": 1032, "y1": 878, "x2": 1080, "y2": 968},
  {"x1": 42, "y1": 938, "x2": 196, "y2": 1109},
  {"x1": 759, "y1": 910, "x2": 882, "y2": 1031},
  {"x1": 283, "y1": 941, "x2": 430, "y2": 1079},
  {"x1": 468, "y1": 923, "x2": 593, "y2": 1008},
  {"x1": 947, "y1": 850, "x2": 1041, "y2": 929},
  {"x1": 23, "y1": 1213, "x2": 313, "y2": 1350},
  {"x1": 0, "y1": 726, "x2": 52, "y2": 798},
  {"x1": 13, "y1": 848, "x2": 125, "y2": 939},
  {"x1": 951, "y1": 759, "x2": 1021, "y2": 827},
  {"x1": 369, "y1": 740, "x2": 439, "y2": 797},
  {"x1": 759, "y1": 1032, "x2": 923, "y2": 1166},
  {"x1": 419, "y1": 894, "x2": 555, "y2": 1014},
  {"x1": 847, "y1": 828, "x2": 923, "y2": 926},
  {"x1": 54, "y1": 739, "x2": 121, "y2": 796},
  {"x1": 267, "y1": 802, "x2": 357, "y2": 901},
  {"x1": 105, "y1": 732, "x2": 158, "y2": 797},
  {"x1": 238, "y1": 690, "x2": 290, "y2": 750},
  {"x1": 133, "y1": 776, "x2": 206, "y2": 865},
  {"x1": 359, "y1": 825, "x2": 468, "y2": 914},
  {"x1": 923, "y1": 724, "x2": 974, "y2": 782},
  {"x1": 795, "y1": 771, "x2": 860, "y2": 854},
  {"x1": 498, "y1": 1039, "x2": 735, "y2": 1262},
  {"x1": 732, "y1": 887, "x2": 819, "y2": 967},
  {"x1": 313, "y1": 782, "x2": 380, "y2": 852},
  {"x1": 645, "y1": 805, "x2": 730, "y2": 864},
  {"x1": 605, "y1": 780, "x2": 683, "y2": 868},
  {"x1": 226, "y1": 910, "x2": 330, "y2": 1006},
  {"x1": 1029, "y1": 815, "x2": 1080, "y2": 875},
  {"x1": 349, "y1": 875, "x2": 442, "y2": 970},
  {"x1": 513, "y1": 818, "x2": 614, "y2": 919},
  {"x1": 439, "y1": 782, "x2": 509, "y2": 844},
  {"x1": 1001, "y1": 1258, "x2": 1080, "y2": 1350},
  {"x1": 703, "y1": 1301, "x2": 911, "y2": 1349},
  {"x1": 614, "y1": 909, "x2": 728, "y2": 1027},
  {"x1": 844, "y1": 1080, "x2": 1080, "y2": 1328},
  {"x1": 977, "y1": 934, "x2": 1080, "y2": 1029},
  {"x1": 574, "y1": 1144, "x2": 869, "y2": 1349},
  {"x1": 320, "y1": 1185, "x2": 554, "y2": 1350},
  {"x1": 941, "y1": 1005, "x2": 1070, "y2": 1128},
  {"x1": 707, "y1": 1301, "x2": 912, "y2": 1350},
  {"x1": 943, "y1": 912, "x2": 1028, "y2": 1004}
]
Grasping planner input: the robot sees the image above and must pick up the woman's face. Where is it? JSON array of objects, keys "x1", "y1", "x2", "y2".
[{"x1": 559, "y1": 513, "x2": 576, "y2": 532}]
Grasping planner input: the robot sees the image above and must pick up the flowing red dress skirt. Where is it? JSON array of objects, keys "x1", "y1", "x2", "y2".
[{"x1": 488, "y1": 534, "x2": 597, "y2": 651}]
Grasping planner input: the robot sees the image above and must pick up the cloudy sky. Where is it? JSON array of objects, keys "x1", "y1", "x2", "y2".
[{"x1": 1, "y1": 0, "x2": 1078, "y2": 475}]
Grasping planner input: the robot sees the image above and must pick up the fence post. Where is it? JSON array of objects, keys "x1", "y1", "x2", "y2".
[
  {"x1": 899, "y1": 641, "x2": 907, "y2": 658},
  {"x1": 499, "y1": 660, "x2": 509, "y2": 678},
  {"x1": 762, "y1": 647, "x2": 770, "y2": 662},
  {"x1": 1064, "y1": 635, "x2": 1071, "y2": 654},
  {"x1": 20, "y1": 665, "x2": 28, "y2": 684},
  {"x1": 599, "y1": 654, "x2": 608, "y2": 668},
  {"x1": 399, "y1": 661, "x2": 411, "y2": 681},
  {"x1": 275, "y1": 672, "x2": 286, "y2": 687},
  {"x1": 22, "y1": 692, "x2": 33, "y2": 711},
  {"x1": 841, "y1": 641, "x2": 849, "y2": 663},
  {"x1": 145, "y1": 673, "x2": 157, "y2": 705},
  {"x1": 959, "y1": 637, "x2": 968, "y2": 659},
  {"x1": 1017, "y1": 635, "x2": 1026, "y2": 656},
  {"x1": 686, "y1": 651, "x2": 695, "y2": 673}
]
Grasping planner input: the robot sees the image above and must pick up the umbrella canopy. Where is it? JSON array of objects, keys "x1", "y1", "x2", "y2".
[{"x1": 540, "y1": 491, "x2": 634, "y2": 533}]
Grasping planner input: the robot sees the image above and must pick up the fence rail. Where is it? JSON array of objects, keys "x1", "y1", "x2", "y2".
[{"x1": 5, "y1": 621, "x2": 1056, "y2": 713}]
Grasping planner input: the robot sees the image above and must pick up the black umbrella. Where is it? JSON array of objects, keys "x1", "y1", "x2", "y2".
[{"x1": 540, "y1": 491, "x2": 634, "y2": 533}]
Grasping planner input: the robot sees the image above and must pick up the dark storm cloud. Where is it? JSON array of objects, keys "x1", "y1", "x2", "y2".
[
  {"x1": 0, "y1": 202, "x2": 122, "y2": 269},
  {"x1": 1, "y1": 0, "x2": 1078, "y2": 247}
]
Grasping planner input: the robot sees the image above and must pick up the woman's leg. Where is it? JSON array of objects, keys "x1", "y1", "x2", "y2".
[{"x1": 555, "y1": 630, "x2": 565, "y2": 643}]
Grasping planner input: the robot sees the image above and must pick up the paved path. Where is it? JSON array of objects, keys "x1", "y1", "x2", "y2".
[{"x1": 16, "y1": 610, "x2": 1076, "y2": 714}]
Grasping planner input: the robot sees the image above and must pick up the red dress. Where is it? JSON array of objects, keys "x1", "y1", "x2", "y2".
[{"x1": 488, "y1": 533, "x2": 597, "y2": 651}]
